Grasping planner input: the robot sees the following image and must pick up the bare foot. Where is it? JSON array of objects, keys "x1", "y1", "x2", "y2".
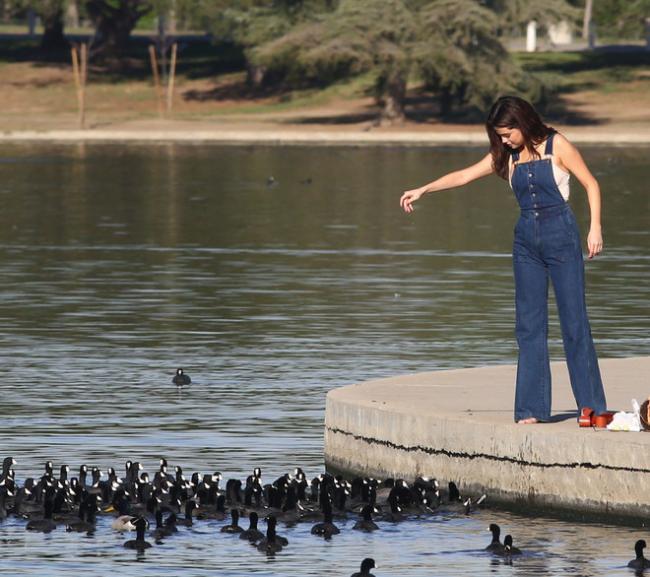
[{"x1": 517, "y1": 417, "x2": 539, "y2": 424}]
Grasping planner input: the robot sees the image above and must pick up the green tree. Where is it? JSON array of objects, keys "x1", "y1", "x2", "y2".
[
  {"x1": 39, "y1": 0, "x2": 67, "y2": 49},
  {"x1": 486, "y1": 0, "x2": 579, "y2": 31},
  {"x1": 16, "y1": 0, "x2": 68, "y2": 50},
  {"x1": 413, "y1": 0, "x2": 515, "y2": 116},
  {"x1": 251, "y1": 0, "x2": 416, "y2": 121},
  {"x1": 592, "y1": 0, "x2": 650, "y2": 38},
  {"x1": 198, "y1": 0, "x2": 335, "y2": 84},
  {"x1": 85, "y1": 0, "x2": 153, "y2": 55},
  {"x1": 249, "y1": 0, "x2": 539, "y2": 122}
]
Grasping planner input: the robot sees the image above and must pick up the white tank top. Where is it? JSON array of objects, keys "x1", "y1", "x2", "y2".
[{"x1": 508, "y1": 146, "x2": 571, "y2": 201}]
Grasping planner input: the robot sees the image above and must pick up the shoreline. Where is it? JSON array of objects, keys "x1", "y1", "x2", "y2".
[{"x1": 2, "y1": 128, "x2": 650, "y2": 146}]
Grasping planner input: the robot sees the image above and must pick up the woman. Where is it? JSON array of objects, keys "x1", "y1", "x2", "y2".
[{"x1": 399, "y1": 95, "x2": 607, "y2": 424}]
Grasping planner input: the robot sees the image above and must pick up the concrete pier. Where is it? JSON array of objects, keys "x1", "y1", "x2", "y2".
[{"x1": 324, "y1": 356, "x2": 650, "y2": 519}]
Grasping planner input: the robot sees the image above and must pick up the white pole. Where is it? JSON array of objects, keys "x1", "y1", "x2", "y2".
[
  {"x1": 583, "y1": 0, "x2": 593, "y2": 40},
  {"x1": 526, "y1": 20, "x2": 537, "y2": 53},
  {"x1": 27, "y1": 9, "x2": 37, "y2": 36},
  {"x1": 588, "y1": 20, "x2": 596, "y2": 49}
]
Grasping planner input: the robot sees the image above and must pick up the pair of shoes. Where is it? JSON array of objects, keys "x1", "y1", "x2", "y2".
[{"x1": 579, "y1": 407, "x2": 615, "y2": 428}]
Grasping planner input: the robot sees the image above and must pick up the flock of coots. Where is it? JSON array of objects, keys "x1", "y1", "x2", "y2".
[
  {"x1": 3, "y1": 367, "x2": 650, "y2": 576},
  {"x1": 1, "y1": 455, "x2": 649, "y2": 573}
]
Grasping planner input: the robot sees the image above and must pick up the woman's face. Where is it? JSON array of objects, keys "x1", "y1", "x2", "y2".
[{"x1": 495, "y1": 126, "x2": 524, "y2": 149}]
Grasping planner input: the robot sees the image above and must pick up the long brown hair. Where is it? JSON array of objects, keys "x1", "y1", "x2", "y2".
[{"x1": 486, "y1": 96, "x2": 555, "y2": 180}]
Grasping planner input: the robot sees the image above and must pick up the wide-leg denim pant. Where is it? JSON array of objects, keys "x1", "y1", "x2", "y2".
[{"x1": 513, "y1": 204, "x2": 607, "y2": 421}]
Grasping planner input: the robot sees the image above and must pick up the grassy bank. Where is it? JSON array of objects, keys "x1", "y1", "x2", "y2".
[{"x1": 0, "y1": 34, "x2": 648, "y2": 132}]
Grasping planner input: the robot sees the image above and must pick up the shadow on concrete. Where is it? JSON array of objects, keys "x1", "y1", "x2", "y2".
[{"x1": 547, "y1": 412, "x2": 578, "y2": 423}]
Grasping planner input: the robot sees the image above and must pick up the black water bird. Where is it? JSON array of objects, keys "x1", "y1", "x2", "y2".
[
  {"x1": 383, "y1": 490, "x2": 405, "y2": 523},
  {"x1": 502, "y1": 534, "x2": 522, "y2": 556},
  {"x1": 331, "y1": 476, "x2": 351, "y2": 514},
  {"x1": 378, "y1": 480, "x2": 413, "y2": 515},
  {"x1": 151, "y1": 509, "x2": 177, "y2": 540},
  {"x1": 13, "y1": 479, "x2": 38, "y2": 517},
  {"x1": 349, "y1": 477, "x2": 368, "y2": 509},
  {"x1": 1, "y1": 457, "x2": 15, "y2": 487},
  {"x1": 221, "y1": 509, "x2": 244, "y2": 533},
  {"x1": 34, "y1": 462, "x2": 55, "y2": 503},
  {"x1": 66, "y1": 495, "x2": 98, "y2": 534},
  {"x1": 65, "y1": 498, "x2": 87, "y2": 532},
  {"x1": 154, "y1": 510, "x2": 178, "y2": 539},
  {"x1": 485, "y1": 523, "x2": 505, "y2": 554},
  {"x1": 293, "y1": 468, "x2": 309, "y2": 502},
  {"x1": 463, "y1": 493, "x2": 487, "y2": 514},
  {"x1": 351, "y1": 558, "x2": 376, "y2": 577},
  {"x1": 154, "y1": 458, "x2": 175, "y2": 487},
  {"x1": 226, "y1": 478, "x2": 243, "y2": 504},
  {"x1": 240, "y1": 511, "x2": 264, "y2": 542},
  {"x1": 2, "y1": 456, "x2": 15, "y2": 473},
  {"x1": 86, "y1": 467, "x2": 102, "y2": 499},
  {"x1": 172, "y1": 368, "x2": 191, "y2": 387},
  {"x1": 311, "y1": 500, "x2": 340, "y2": 539},
  {"x1": 446, "y1": 481, "x2": 486, "y2": 514},
  {"x1": 57, "y1": 464, "x2": 70, "y2": 487},
  {"x1": 195, "y1": 473, "x2": 214, "y2": 507},
  {"x1": 164, "y1": 512, "x2": 178, "y2": 533},
  {"x1": 308, "y1": 476, "x2": 320, "y2": 503},
  {"x1": 256, "y1": 515, "x2": 286, "y2": 554},
  {"x1": 448, "y1": 481, "x2": 462, "y2": 503},
  {"x1": 177, "y1": 499, "x2": 197, "y2": 527},
  {"x1": 78, "y1": 464, "x2": 88, "y2": 489},
  {"x1": 197, "y1": 492, "x2": 228, "y2": 521},
  {"x1": 151, "y1": 509, "x2": 166, "y2": 541},
  {"x1": 214, "y1": 494, "x2": 229, "y2": 520},
  {"x1": 243, "y1": 476, "x2": 264, "y2": 511},
  {"x1": 0, "y1": 486, "x2": 11, "y2": 520},
  {"x1": 353, "y1": 505, "x2": 379, "y2": 532},
  {"x1": 26, "y1": 498, "x2": 56, "y2": 533},
  {"x1": 52, "y1": 485, "x2": 75, "y2": 521},
  {"x1": 278, "y1": 486, "x2": 303, "y2": 524},
  {"x1": 123, "y1": 517, "x2": 152, "y2": 550},
  {"x1": 628, "y1": 540, "x2": 650, "y2": 570},
  {"x1": 374, "y1": 478, "x2": 395, "y2": 504}
]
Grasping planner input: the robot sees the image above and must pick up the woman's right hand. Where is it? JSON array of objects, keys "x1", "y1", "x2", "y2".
[{"x1": 400, "y1": 187, "x2": 426, "y2": 213}]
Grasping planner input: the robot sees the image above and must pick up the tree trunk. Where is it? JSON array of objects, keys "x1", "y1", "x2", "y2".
[
  {"x1": 66, "y1": 1, "x2": 80, "y2": 29},
  {"x1": 246, "y1": 63, "x2": 267, "y2": 87},
  {"x1": 40, "y1": 7, "x2": 68, "y2": 51},
  {"x1": 439, "y1": 88, "x2": 453, "y2": 117},
  {"x1": 378, "y1": 73, "x2": 406, "y2": 124},
  {"x1": 86, "y1": 0, "x2": 152, "y2": 56},
  {"x1": 582, "y1": 0, "x2": 593, "y2": 40},
  {"x1": 3, "y1": 1, "x2": 12, "y2": 23}
]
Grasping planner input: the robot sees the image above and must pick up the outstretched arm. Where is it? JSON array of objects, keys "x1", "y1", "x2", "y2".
[
  {"x1": 400, "y1": 153, "x2": 495, "y2": 213},
  {"x1": 554, "y1": 134, "x2": 603, "y2": 259}
]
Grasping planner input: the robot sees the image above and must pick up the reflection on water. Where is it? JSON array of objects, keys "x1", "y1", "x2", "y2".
[{"x1": 0, "y1": 143, "x2": 648, "y2": 575}]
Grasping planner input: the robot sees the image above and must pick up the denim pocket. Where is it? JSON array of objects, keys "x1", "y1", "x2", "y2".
[
  {"x1": 561, "y1": 209, "x2": 579, "y2": 241},
  {"x1": 545, "y1": 212, "x2": 580, "y2": 263}
]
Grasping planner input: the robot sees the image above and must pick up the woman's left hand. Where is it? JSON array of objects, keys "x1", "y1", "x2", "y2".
[{"x1": 587, "y1": 228, "x2": 603, "y2": 259}]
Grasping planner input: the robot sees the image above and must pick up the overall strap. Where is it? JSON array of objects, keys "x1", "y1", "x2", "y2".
[{"x1": 544, "y1": 133, "x2": 555, "y2": 156}]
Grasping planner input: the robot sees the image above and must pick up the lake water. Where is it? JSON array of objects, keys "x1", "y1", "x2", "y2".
[{"x1": 0, "y1": 143, "x2": 648, "y2": 576}]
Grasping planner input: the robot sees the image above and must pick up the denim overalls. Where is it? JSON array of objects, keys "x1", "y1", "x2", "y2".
[{"x1": 510, "y1": 133, "x2": 607, "y2": 421}]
